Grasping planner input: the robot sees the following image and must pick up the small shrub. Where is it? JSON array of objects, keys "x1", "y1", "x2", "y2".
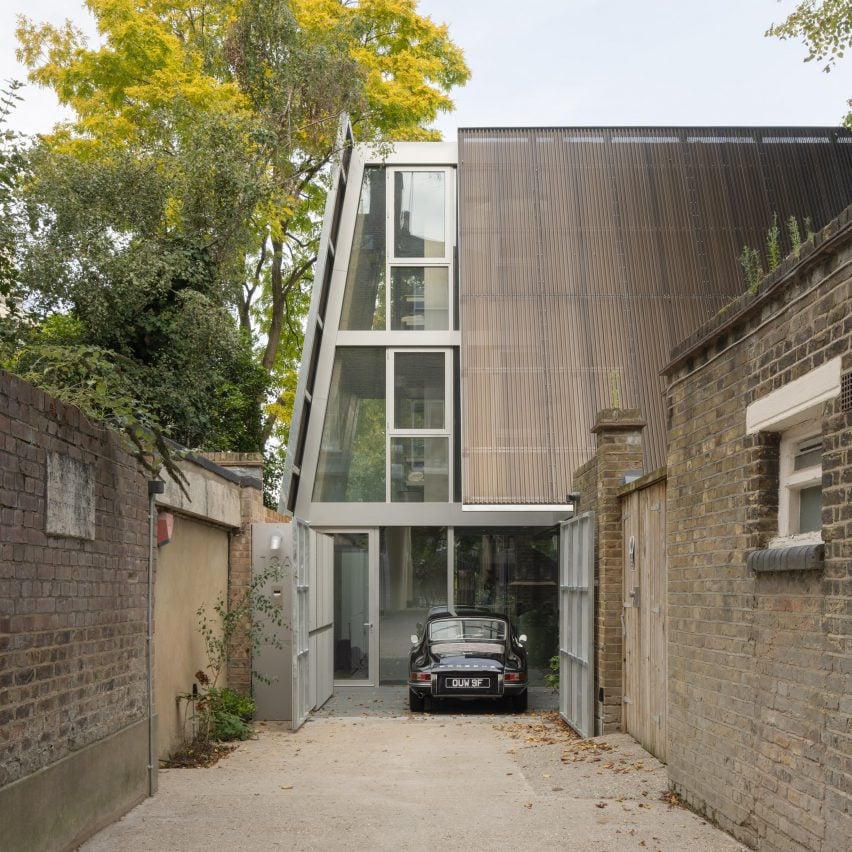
[
  {"x1": 766, "y1": 212, "x2": 781, "y2": 272},
  {"x1": 787, "y1": 215, "x2": 802, "y2": 258},
  {"x1": 545, "y1": 654, "x2": 559, "y2": 691},
  {"x1": 739, "y1": 245, "x2": 764, "y2": 294},
  {"x1": 188, "y1": 685, "x2": 256, "y2": 743}
]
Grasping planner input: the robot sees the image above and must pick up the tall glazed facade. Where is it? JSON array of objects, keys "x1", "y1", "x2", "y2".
[{"x1": 283, "y1": 138, "x2": 565, "y2": 688}]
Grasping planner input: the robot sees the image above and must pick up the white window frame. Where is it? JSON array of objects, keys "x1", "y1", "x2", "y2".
[
  {"x1": 386, "y1": 348, "x2": 453, "y2": 503},
  {"x1": 776, "y1": 421, "x2": 822, "y2": 546},
  {"x1": 746, "y1": 357, "x2": 840, "y2": 549},
  {"x1": 385, "y1": 166, "x2": 455, "y2": 333}
]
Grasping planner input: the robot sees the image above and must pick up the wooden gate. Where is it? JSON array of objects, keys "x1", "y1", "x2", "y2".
[{"x1": 621, "y1": 475, "x2": 667, "y2": 762}]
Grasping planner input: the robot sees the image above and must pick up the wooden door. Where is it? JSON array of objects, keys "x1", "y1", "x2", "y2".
[{"x1": 622, "y1": 478, "x2": 667, "y2": 761}]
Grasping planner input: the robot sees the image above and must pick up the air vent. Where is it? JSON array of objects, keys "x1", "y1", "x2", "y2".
[{"x1": 842, "y1": 371, "x2": 852, "y2": 412}]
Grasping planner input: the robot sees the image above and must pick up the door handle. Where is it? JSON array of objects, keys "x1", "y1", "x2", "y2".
[{"x1": 363, "y1": 622, "x2": 373, "y2": 628}]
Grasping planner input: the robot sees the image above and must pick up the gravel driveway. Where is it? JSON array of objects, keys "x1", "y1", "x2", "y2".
[{"x1": 81, "y1": 711, "x2": 745, "y2": 851}]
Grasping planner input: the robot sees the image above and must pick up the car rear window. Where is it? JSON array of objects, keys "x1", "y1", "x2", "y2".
[{"x1": 429, "y1": 618, "x2": 507, "y2": 641}]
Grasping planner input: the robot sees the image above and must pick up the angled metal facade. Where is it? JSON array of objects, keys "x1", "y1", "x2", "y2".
[{"x1": 458, "y1": 127, "x2": 852, "y2": 504}]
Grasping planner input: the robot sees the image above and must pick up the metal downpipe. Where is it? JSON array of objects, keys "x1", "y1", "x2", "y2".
[{"x1": 146, "y1": 480, "x2": 165, "y2": 796}]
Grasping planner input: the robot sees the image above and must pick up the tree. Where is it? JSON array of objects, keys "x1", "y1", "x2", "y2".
[
  {"x1": 14, "y1": 0, "x2": 470, "y2": 504},
  {"x1": 0, "y1": 80, "x2": 24, "y2": 307},
  {"x1": 767, "y1": 0, "x2": 852, "y2": 126}
]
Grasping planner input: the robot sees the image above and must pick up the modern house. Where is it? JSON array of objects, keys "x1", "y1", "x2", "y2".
[{"x1": 277, "y1": 125, "x2": 852, "y2": 718}]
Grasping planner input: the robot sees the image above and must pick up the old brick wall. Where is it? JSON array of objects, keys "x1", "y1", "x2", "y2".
[
  {"x1": 664, "y1": 209, "x2": 852, "y2": 850},
  {"x1": 572, "y1": 409, "x2": 646, "y2": 734},
  {"x1": 0, "y1": 372, "x2": 149, "y2": 787}
]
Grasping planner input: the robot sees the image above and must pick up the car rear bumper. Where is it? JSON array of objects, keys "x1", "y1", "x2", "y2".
[{"x1": 408, "y1": 671, "x2": 527, "y2": 698}]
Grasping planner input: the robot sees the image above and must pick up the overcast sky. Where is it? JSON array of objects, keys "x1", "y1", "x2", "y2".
[{"x1": 1, "y1": 0, "x2": 849, "y2": 139}]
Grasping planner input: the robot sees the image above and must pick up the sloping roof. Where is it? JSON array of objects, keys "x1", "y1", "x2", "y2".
[{"x1": 458, "y1": 127, "x2": 852, "y2": 504}]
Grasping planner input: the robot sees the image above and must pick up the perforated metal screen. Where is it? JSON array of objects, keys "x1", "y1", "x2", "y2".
[{"x1": 458, "y1": 127, "x2": 852, "y2": 503}]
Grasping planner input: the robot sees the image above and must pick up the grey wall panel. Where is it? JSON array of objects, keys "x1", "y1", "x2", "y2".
[{"x1": 458, "y1": 127, "x2": 852, "y2": 504}]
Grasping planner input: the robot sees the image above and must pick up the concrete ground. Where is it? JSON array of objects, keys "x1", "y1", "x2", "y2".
[
  {"x1": 313, "y1": 685, "x2": 560, "y2": 717},
  {"x1": 81, "y1": 698, "x2": 744, "y2": 852}
]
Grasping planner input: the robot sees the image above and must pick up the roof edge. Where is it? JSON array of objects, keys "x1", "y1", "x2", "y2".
[{"x1": 663, "y1": 203, "x2": 852, "y2": 376}]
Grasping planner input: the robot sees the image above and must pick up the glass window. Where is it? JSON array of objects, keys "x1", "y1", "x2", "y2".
[
  {"x1": 340, "y1": 167, "x2": 386, "y2": 330},
  {"x1": 429, "y1": 618, "x2": 507, "y2": 641},
  {"x1": 379, "y1": 527, "x2": 447, "y2": 683},
  {"x1": 313, "y1": 348, "x2": 385, "y2": 501},
  {"x1": 390, "y1": 267, "x2": 450, "y2": 330},
  {"x1": 394, "y1": 171, "x2": 445, "y2": 258},
  {"x1": 454, "y1": 527, "x2": 558, "y2": 685},
  {"x1": 798, "y1": 485, "x2": 822, "y2": 533},
  {"x1": 394, "y1": 352, "x2": 446, "y2": 430},
  {"x1": 390, "y1": 437, "x2": 448, "y2": 502},
  {"x1": 778, "y1": 428, "x2": 823, "y2": 539}
]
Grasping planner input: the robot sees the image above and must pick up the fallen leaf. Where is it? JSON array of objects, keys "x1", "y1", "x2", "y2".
[
  {"x1": 280, "y1": 784, "x2": 294, "y2": 790},
  {"x1": 523, "y1": 802, "x2": 533, "y2": 809},
  {"x1": 595, "y1": 802, "x2": 607, "y2": 809}
]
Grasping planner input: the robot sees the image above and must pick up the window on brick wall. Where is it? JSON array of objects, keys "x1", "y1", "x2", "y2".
[
  {"x1": 746, "y1": 357, "x2": 840, "y2": 549},
  {"x1": 777, "y1": 422, "x2": 822, "y2": 543}
]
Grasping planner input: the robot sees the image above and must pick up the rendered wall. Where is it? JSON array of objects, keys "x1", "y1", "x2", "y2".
[
  {"x1": 664, "y1": 209, "x2": 852, "y2": 850},
  {"x1": 153, "y1": 514, "x2": 229, "y2": 759}
]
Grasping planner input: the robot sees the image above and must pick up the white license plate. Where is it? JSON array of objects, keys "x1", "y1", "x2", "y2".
[{"x1": 446, "y1": 677, "x2": 489, "y2": 689}]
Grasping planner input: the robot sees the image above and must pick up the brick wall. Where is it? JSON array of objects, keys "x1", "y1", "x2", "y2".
[
  {"x1": 0, "y1": 372, "x2": 149, "y2": 787},
  {"x1": 664, "y1": 209, "x2": 852, "y2": 850},
  {"x1": 573, "y1": 409, "x2": 646, "y2": 734}
]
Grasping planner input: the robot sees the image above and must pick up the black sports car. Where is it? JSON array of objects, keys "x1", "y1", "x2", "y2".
[{"x1": 408, "y1": 607, "x2": 529, "y2": 712}]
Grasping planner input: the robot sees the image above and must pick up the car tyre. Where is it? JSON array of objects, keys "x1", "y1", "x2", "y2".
[
  {"x1": 409, "y1": 689, "x2": 425, "y2": 712},
  {"x1": 511, "y1": 690, "x2": 528, "y2": 713}
]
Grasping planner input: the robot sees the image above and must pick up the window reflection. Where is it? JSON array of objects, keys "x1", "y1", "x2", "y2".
[
  {"x1": 313, "y1": 348, "x2": 386, "y2": 501},
  {"x1": 340, "y1": 167, "x2": 386, "y2": 329},
  {"x1": 379, "y1": 527, "x2": 447, "y2": 683},
  {"x1": 394, "y1": 352, "x2": 445, "y2": 430},
  {"x1": 390, "y1": 437, "x2": 449, "y2": 502},
  {"x1": 454, "y1": 527, "x2": 558, "y2": 684},
  {"x1": 394, "y1": 171, "x2": 445, "y2": 258},
  {"x1": 390, "y1": 267, "x2": 449, "y2": 330}
]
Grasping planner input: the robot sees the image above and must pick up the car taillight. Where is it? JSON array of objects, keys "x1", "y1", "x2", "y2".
[
  {"x1": 504, "y1": 672, "x2": 523, "y2": 682},
  {"x1": 411, "y1": 672, "x2": 430, "y2": 682}
]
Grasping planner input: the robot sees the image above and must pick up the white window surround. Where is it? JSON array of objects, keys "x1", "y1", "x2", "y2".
[
  {"x1": 386, "y1": 348, "x2": 453, "y2": 503},
  {"x1": 746, "y1": 357, "x2": 841, "y2": 434},
  {"x1": 745, "y1": 358, "x2": 840, "y2": 548},
  {"x1": 385, "y1": 166, "x2": 456, "y2": 333}
]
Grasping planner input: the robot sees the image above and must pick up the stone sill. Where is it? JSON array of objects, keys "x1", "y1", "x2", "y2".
[{"x1": 747, "y1": 543, "x2": 824, "y2": 573}]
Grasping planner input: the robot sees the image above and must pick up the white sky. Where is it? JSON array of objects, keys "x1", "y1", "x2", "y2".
[{"x1": 1, "y1": 1, "x2": 849, "y2": 139}]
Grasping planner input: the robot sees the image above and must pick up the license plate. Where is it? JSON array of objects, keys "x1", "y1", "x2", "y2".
[{"x1": 445, "y1": 677, "x2": 489, "y2": 689}]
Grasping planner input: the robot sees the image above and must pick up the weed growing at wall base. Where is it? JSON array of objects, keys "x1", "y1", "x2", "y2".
[{"x1": 175, "y1": 561, "x2": 285, "y2": 756}]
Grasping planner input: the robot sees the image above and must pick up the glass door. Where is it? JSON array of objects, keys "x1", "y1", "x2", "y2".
[{"x1": 332, "y1": 530, "x2": 378, "y2": 685}]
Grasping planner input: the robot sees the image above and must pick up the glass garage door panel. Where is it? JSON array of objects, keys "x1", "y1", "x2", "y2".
[
  {"x1": 333, "y1": 533, "x2": 371, "y2": 681},
  {"x1": 379, "y1": 527, "x2": 447, "y2": 683}
]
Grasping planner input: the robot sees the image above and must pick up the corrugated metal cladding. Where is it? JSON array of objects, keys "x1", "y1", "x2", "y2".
[{"x1": 458, "y1": 127, "x2": 852, "y2": 504}]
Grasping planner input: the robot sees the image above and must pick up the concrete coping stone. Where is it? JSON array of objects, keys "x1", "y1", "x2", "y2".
[{"x1": 747, "y1": 543, "x2": 824, "y2": 573}]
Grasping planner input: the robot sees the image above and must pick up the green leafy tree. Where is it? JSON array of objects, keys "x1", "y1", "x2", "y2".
[
  {"x1": 0, "y1": 80, "x2": 25, "y2": 320},
  {"x1": 767, "y1": 0, "x2": 852, "y2": 126},
  {"x1": 15, "y1": 0, "x2": 470, "y2": 505}
]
